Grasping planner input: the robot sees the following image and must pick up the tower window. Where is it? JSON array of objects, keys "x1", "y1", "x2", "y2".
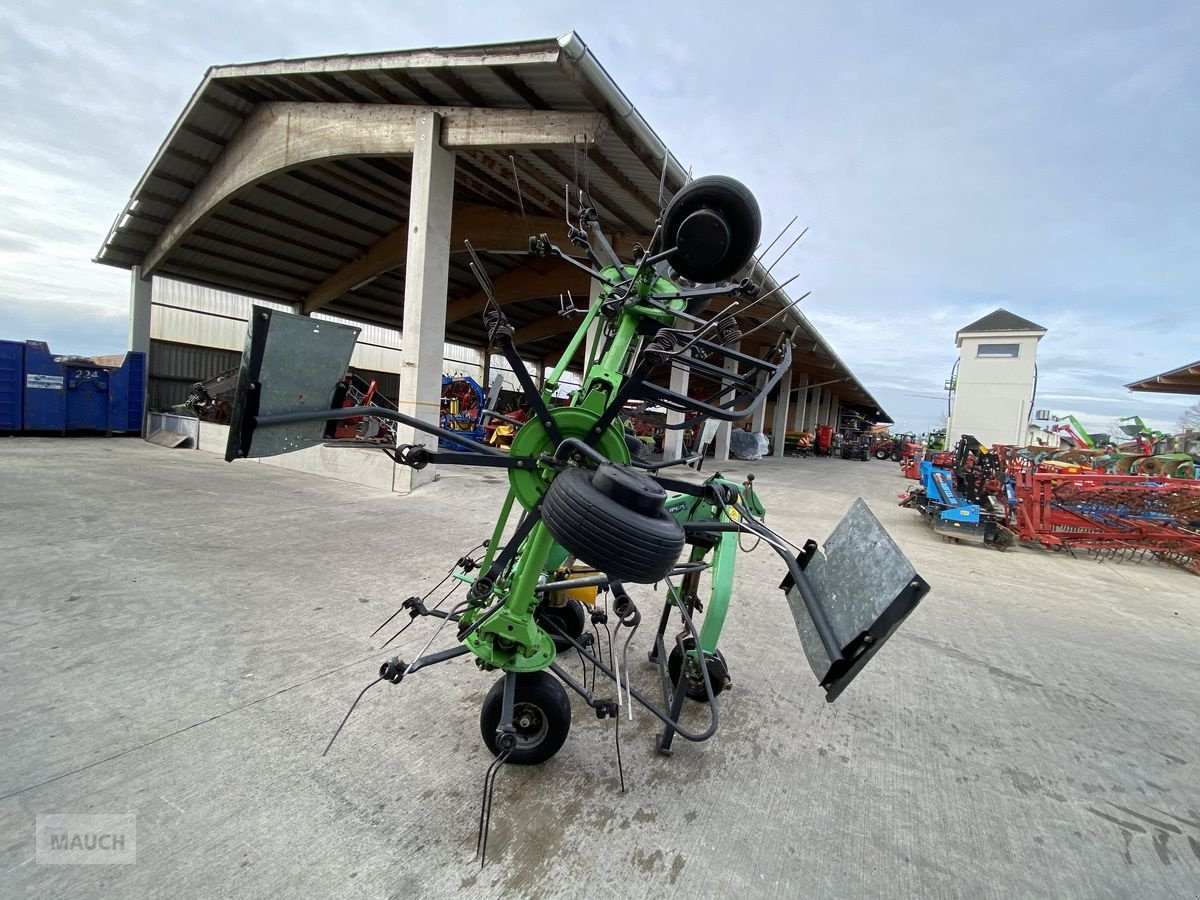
[{"x1": 977, "y1": 343, "x2": 1020, "y2": 358}]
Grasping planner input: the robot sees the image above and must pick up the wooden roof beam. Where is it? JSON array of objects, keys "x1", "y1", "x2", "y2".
[{"x1": 302, "y1": 203, "x2": 572, "y2": 314}]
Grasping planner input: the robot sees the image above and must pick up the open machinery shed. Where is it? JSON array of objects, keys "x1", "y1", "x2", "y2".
[{"x1": 96, "y1": 32, "x2": 889, "y2": 490}]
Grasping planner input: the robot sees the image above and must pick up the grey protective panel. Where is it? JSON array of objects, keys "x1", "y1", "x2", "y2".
[
  {"x1": 226, "y1": 308, "x2": 360, "y2": 460},
  {"x1": 787, "y1": 498, "x2": 919, "y2": 683}
]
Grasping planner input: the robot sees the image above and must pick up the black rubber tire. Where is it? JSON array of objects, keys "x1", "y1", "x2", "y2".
[
  {"x1": 662, "y1": 176, "x2": 762, "y2": 284},
  {"x1": 536, "y1": 597, "x2": 586, "y2": 640},
  {"x1": 541, "y1": 465, "x2": 685, "y2": 584},
  {"x1": 624, "y1": 431, "x2": 650, "y2": 460},
  {"x1": 667, "y1": 638, "x2": 729, "y2": 702},
  {"x1": 479, "y1": 671, "x2": 571, "y2": 764},
  {"x1": 874, "y1": 448, "x2": 891, "y2": 460}
]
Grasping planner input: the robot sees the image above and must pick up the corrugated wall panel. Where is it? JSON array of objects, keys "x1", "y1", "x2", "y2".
[
  {"x1": 147, "y1": 340, "x2": 241, "y2": 411},
  {"x1": 153, "y1": 277, "x2": 296, "y2": 317},
  {"x1": 149, "y1": 282, "x2": 586, "y2": 398},
  {"x1": 445, "y1": 342, "x2": 481, "y2": 365},
  {"x1": 349, "y1": 343, "x2": 402, "y2": 373},
  {"x1": 151, "y1": 304, "x2": 246, "y2": 352},
  {"x1": 313, "y1": 311, "x2": 402, "y2": 350}
]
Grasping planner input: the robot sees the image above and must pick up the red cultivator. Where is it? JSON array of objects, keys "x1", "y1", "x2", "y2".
[{"x1": 1000, "y1": 450, "x2": 1200, "y2": 574}]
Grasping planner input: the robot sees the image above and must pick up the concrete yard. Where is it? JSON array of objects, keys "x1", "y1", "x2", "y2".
[{"x1": 1, "y1": 437, "x2": 1198, "y2": 898}]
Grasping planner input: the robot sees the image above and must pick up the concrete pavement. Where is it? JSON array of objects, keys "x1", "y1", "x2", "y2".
[{"x1": 1, "y1": 437, "x2": 1197, "y2": 898}]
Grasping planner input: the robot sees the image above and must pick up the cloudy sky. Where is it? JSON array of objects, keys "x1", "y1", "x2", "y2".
[{"x1": 1, "y1": 0, "x2": 1197, "y2": 433}]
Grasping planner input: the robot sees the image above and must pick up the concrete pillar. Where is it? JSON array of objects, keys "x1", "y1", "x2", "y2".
[
  {"x1": 791, "y1": 372, "x2": 808, "y2": 431},
  {"x1": 127, "y1": 266, "x2": 153, "y2": 435},
  {"x1": 807, "y1": 386, "x2": 823, "y2": 430},
  {"x1": 750, "y1": 396, "x2": 767, "y2": 434},
  {"x1": 712, "y1": 341, "x2": 740, "y2": 463},
  {"x1": 662, "y1": 324, "x2": 692, "y2": 459},
  {"x1": 771, "y1": 368, "x2": 793, "y2": 458},
  {"x1": 395, "y1": 112, "x2": 455, "y2": 494},
  {"x1": 831, "y1": 396, "x2": 841, "y2": 430},
  {"x1": 128, "y1": 266, "x2": 152, "y2": 355}
]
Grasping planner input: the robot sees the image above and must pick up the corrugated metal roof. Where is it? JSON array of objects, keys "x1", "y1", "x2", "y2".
[{"x1": 96, "y1": 32, "x2": 889, "y2": 420}]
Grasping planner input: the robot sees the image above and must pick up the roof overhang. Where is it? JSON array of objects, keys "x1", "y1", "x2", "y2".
[
  {"x1": 954, "y1": 328, "x2": 1047, "y2": 348},
  {"x1": 1125, "y1": 360, "x2": 1200, "y2": 395}
]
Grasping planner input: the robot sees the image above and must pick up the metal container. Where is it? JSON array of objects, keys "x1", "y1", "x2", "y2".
[
  {"x1": 0, "y1": 340, "x2": 146, "y2": 434},
  {"x1": 0, "y1": 340, "x2": 23, "y2": 430}
]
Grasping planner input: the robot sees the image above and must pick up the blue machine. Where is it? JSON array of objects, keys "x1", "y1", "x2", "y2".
[
  {"x1": 439, "y1": 374, "x2": 488, "y2": 450},
  {"x1": 903, "y1": 457, "x2": 1007, "y2": 545},
  {"x1": 440, "y1": 373, "x2": 508, "y2": 451},
  {"x1": 0, "y1": 340, "x2": 145, "y2": 434},
  {"x1": 0, "y1": 340, "x2": 22, "y2": 430}
]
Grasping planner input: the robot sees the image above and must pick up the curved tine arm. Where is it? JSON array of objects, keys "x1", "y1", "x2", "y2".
[{"x1": 537, "y1": 238, "x2": 618, "y2": 285}]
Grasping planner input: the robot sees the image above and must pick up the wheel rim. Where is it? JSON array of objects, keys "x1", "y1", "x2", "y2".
[{"x1": 512, "y1": 701, "x2": 549, "y2": 750}]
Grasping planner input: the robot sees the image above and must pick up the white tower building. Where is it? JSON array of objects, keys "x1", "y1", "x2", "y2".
[{"x1": 946, "y1": 309, "x2": 1046, "y2": 448}]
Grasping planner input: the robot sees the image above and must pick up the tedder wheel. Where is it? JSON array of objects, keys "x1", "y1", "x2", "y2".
[
  {"x1": 875, "y1": 448, "x2": 891, "y2": 460},
  {"x1": 541, "y1": 464, "x2": 685, "y2": 584},
  {"x1": 535, "y1": 597, "x2": 587, "y2": 640},
  {"x1": 661, "y1": 175, "x2": 762, "y2": 284},
  {"x1": 667, "y1": 638, "x2": 730, "y2": 702},
  {"x1": 479, "y1": 671, "x2": 572, "y2": 764}
]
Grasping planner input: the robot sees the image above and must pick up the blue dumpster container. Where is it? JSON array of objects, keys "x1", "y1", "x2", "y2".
[
  {"x1": 109, "y1": 351, "x2": 145, "y2": 433},
  {"x1": 0, "y1": 339, "x2": 145, "y2": 433},
  {"x1": 22, "y1": 344, "x2": 71, "y2": 431},
  {"x1": 0, "y1": 340, "x2": 22, "y2": 430}
]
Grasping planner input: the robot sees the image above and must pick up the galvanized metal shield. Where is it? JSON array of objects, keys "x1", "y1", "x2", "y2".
[
  {"x1": 786, "y1": 498, "x2": 929, "y2": 700},
  {"x1": 225, "y1": 307, "x2": 360, "y2": 461}
]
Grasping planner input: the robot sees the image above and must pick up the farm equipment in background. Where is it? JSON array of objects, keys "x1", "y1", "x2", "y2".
[
  {"x1": 997, "y1": 444, "x2": 1200, "y2": 573},
  {"x1": 872, "y1": 432, "x2": 913, "y2": 461},
  {"x1": 1052, "y1": 414, "x2": 1095, "y2": 448},
  {"x1": 898, "y1": 436, "x2": 927, "y2": 478},
  {"x1": 784, "y1": 430, "x2": 814, "y2": 457},
  {"x1": 899, "y1": 435, "x2": 1015, "y2": 547},
  {"x1": 884, "y1": 432, "x2": 919, "y2": 461},
  {"x1": 840, "y1": 432, "x2": 870, "y2": 461},
  {"x1": 1013, "y1": 427, "x2": 1196, "y2": 481},
  {"x1": 439, "y1": 373, "x2": 504, "y2": 451},
  {"x1": 484, "y1": 405, "x2": 529, "y2": 449},
  {"x1": 901, "y1": 435, "x2": 1200, "y2": 572},
  {"x1": 185, "y1": 366, "x2": 241, "y2": 423},
  {"x1": 814, "y1": 424, "x2": 835, "y2": 456},
  {"x1": 870, "y1": 436, "x2": 893, "y2": 459},
  {"x1": 330, "y1": 374, "x2": 397, "y2": 442}
]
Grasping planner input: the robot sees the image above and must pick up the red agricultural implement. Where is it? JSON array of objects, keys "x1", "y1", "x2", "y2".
[
  {"x1": 998, "y1": 447, "x2": 1200, "y2": 574},
  {"x1": 814, "y1": 424, "x2": 835, "y2": 457}
]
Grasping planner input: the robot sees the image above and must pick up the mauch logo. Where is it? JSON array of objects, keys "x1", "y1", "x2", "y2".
[{"x1": 36, "y1": 814, "x2": 136, "y2": 865}]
